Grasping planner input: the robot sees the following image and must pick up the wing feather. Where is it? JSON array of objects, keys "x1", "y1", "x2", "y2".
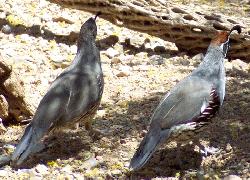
[{"x1": 150, "y1": 76, "x2": 213, "y2": 129}]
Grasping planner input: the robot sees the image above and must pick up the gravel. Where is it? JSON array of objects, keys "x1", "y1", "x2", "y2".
[{"x1": 0, "y1": 0, "x2": 249, "y2": 179}]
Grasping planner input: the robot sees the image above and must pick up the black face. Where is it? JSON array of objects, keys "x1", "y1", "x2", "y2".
[
  {"x1": 218, "y1": 25, "x2": 241, "y2": 57},
  {"x1": 220, "y1": 38, "x2": 230, "y2": 56}
]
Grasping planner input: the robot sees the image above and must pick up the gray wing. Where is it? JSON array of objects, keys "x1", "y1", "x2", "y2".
[
  {"x1": 151, "y1": 76, "x2": 213, "y2": 129},
  {"x1": 33, "y1": 68, "x2": 102, "y2": 129},
  {"x1": 31, "y1": 76, "x2": 71, "y2": 130},
  {"x1": 59, "y1": 71, "x2": 102, "y2": 123}
]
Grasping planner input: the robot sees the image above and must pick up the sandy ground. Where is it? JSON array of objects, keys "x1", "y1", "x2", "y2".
[{"x1": 0, "y1": 0, "x2": 249, "y2": 179}]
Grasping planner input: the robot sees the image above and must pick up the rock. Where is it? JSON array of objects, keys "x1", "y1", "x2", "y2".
[
  {"x1": 3, "y1": 144, "x2": 15, "y2": 153},
  {"x1": 225, "y1": 143, "x2": 232, "y2": 152},
  {"x1": 17, "y1": 168, "x2": 37, "y2": 177},
  {"x1": 223, "y1": 175, "x2": 242, "y2": 180},
  {"x1": 111, "y1": 169, "x2": 121, "y2": 175},
  {"x1": 231, "y1": 59, "x2": 248, "y2": 70},
  {"x1": 133, "y1": 65, "x2": 149, "y2": 71},
  {"x1": 154, "y1": 46, "x2": 166, "y2": 53},
  {"x1": 52, "y1": 16, "x2": 74, "y2": 24},
  {"x1": 119, "y1": 54, "x2": 134, "y2": 62},
  {"x1": 96, "y1": 109, "x2": 106, "y2": 117},
  {"x1": 0, "y1": 95, "x2": 9, "y2": 119},
  {"x1": 1, "y1": 25, "x2": 12, "y2": 34},
  {"x1": 70, "y1": 45, "x2": 77, "y2": 54},
  {"x1": 97, "y1": 35, "x2": 119, "y2": 49},
  {"x1": 120, "y1": 139, "x2": 126, "y2": 144},
  {"x1": 0, "y1": 118, "x2": 6, "y2": 133},
  {"x1": 124, "y1": 162, "x2": 129, "y2": 168},
  {"x1": 0, "y1": 12, "x2": 6, "y2": 19},
  {"x1": 105, "y1": 48, "x2": 119, "y2": 58},
  {"x1": 20, "y1": 34, "x2": 31, "y2": 43},
  {"x1": 111, "y1": 57, "x2": 121, "y2": 65},
  {"x1": 0, "y1": 169, "x2": 8, "y2": 177},
  {"x1": 116, "y1": 65, "x2": 131, "y2": 77},
  {"x1": 95, "y1": 156, "x2": 103, "y2": 161},
  {"x1": 72, "y1": 173, "x2": 85, "y2": 180},
  {"x1": 50, "y1": 53, "x2": 65, "y2": 64},
  {"x1": 144, "y1": 41, "x2": 151, "y2": 49},
  {"x1": 127, "y1": 33, "x2": 146, "y2": 48},
  {"x1": 62, "y1": 165, "x2": 72, "y2": 173},
  {"x1": 35, "y1": 164, "x2": 48, "y2": 175},
  {"x1": 149, "y1": 55, "x2": 165, "y2": 65},
  {"x1": 30, "y1": 176, "x2": 43, "y2": 180},
  {"x1": 81, "y1": 157, "x2": 99, "y2": 170},
  {"x1": 4, "y1": 72, "x2": 32, "y2": 121},
  {"x1": 0, "y1": 58, "x2": 32, "y2": 122}
]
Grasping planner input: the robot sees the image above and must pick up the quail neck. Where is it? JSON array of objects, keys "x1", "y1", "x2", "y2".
[
  {"x1": 71, "y1": 20, "x2": 100, "y2": 70},
  {"x1": 77, "y1": 18, "x2": 97, "y2": 51},
  {"x1": 192, "y1": 46, "x2": 225, "y2": 81}
]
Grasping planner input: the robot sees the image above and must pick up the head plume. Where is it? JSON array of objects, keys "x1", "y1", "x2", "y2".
[
  {"x1": 94, "y1": 12, "x2": 101, "y2": 21},
  {"x1": 211, "y1": 25, "x2": 242, "y2": 46},
  {"x1": 209, "y1": 25, "x2": 241, "y2": 57}
]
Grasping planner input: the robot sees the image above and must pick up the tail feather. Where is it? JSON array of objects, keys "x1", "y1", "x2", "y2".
[
  {"x1": 11, "y1": 124, "x2": 45, "y2": 166},
  {"x1": 11, "y1": 124, "x2": 33, "y2": 162},
  {"x1": 129, "y1": 128, "x2": 170, "y2": 170}
]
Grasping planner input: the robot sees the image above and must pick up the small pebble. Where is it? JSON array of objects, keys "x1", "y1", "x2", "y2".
[
  {"x1": 105, "y1": 48, "x2": 119, "y2": 58},
  {"x1": 223, "y1": 175, "x2": 242, "y2": 180},
  {"x1": 1, "y1": 25, "x2": 12, "y2": 34},
  {"x1": 120, "y1": 139, "x2": 126, "y2": 144},
  {"x1": 111, "y1": 57, "x2": 121, "y2": 65},
  {"x1": 0, "y1": 169, "x2": 8, "y2": 177},
  {"x1": 62, "y1": 165, "x2": 72, "y2": 173},
  {"x1": 116, "y1": 65, "x2": 131, "y2": 77},
  {"x1": 111, "y1": 169, "x2": 121, "y2": 175},
  {"x1": 35, "y1": 164, "x2": 48, "y2": 175},
  {"x1": 81, "y1": 157, "x2": 99, "y2": 170},
  {"x1": 20, "y1": 34, "x2": 31, "y2": 43}
]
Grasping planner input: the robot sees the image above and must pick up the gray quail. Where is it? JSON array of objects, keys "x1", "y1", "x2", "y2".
[
  {"x1": 129, "y1": 25, "x2": 241, "y2": 171},
  {"x1": 11, "y1": 13, "x2": 104, "y2": 166}
]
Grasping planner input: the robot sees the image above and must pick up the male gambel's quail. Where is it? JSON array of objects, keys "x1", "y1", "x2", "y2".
[
  {"x1": 130, "y1": 25, "x2": 241, "y2": 171},
  {"x1": 11, "y1": 13, "x2": 104, "y2": 166}
]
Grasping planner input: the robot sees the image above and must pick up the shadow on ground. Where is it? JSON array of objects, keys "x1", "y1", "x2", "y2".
[
  {"x1": 0, "y1": 18, "x2": 119, "y2": 51},
  {"x1": 0, "y1": 58, "x2": 249, "y2": 178}
]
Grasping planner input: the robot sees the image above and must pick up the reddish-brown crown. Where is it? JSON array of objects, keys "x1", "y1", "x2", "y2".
[
  {"x1": 210, "y1": 25, "x2": 241, "y2": 46},
  {"x1": 210, "y1": 31, "x2": 230, "y2": 46}
]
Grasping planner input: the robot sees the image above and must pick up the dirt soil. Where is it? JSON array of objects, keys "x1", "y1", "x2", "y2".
[{"x1": 0, "y1": 0, "x2": 249, "y2": 179}]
